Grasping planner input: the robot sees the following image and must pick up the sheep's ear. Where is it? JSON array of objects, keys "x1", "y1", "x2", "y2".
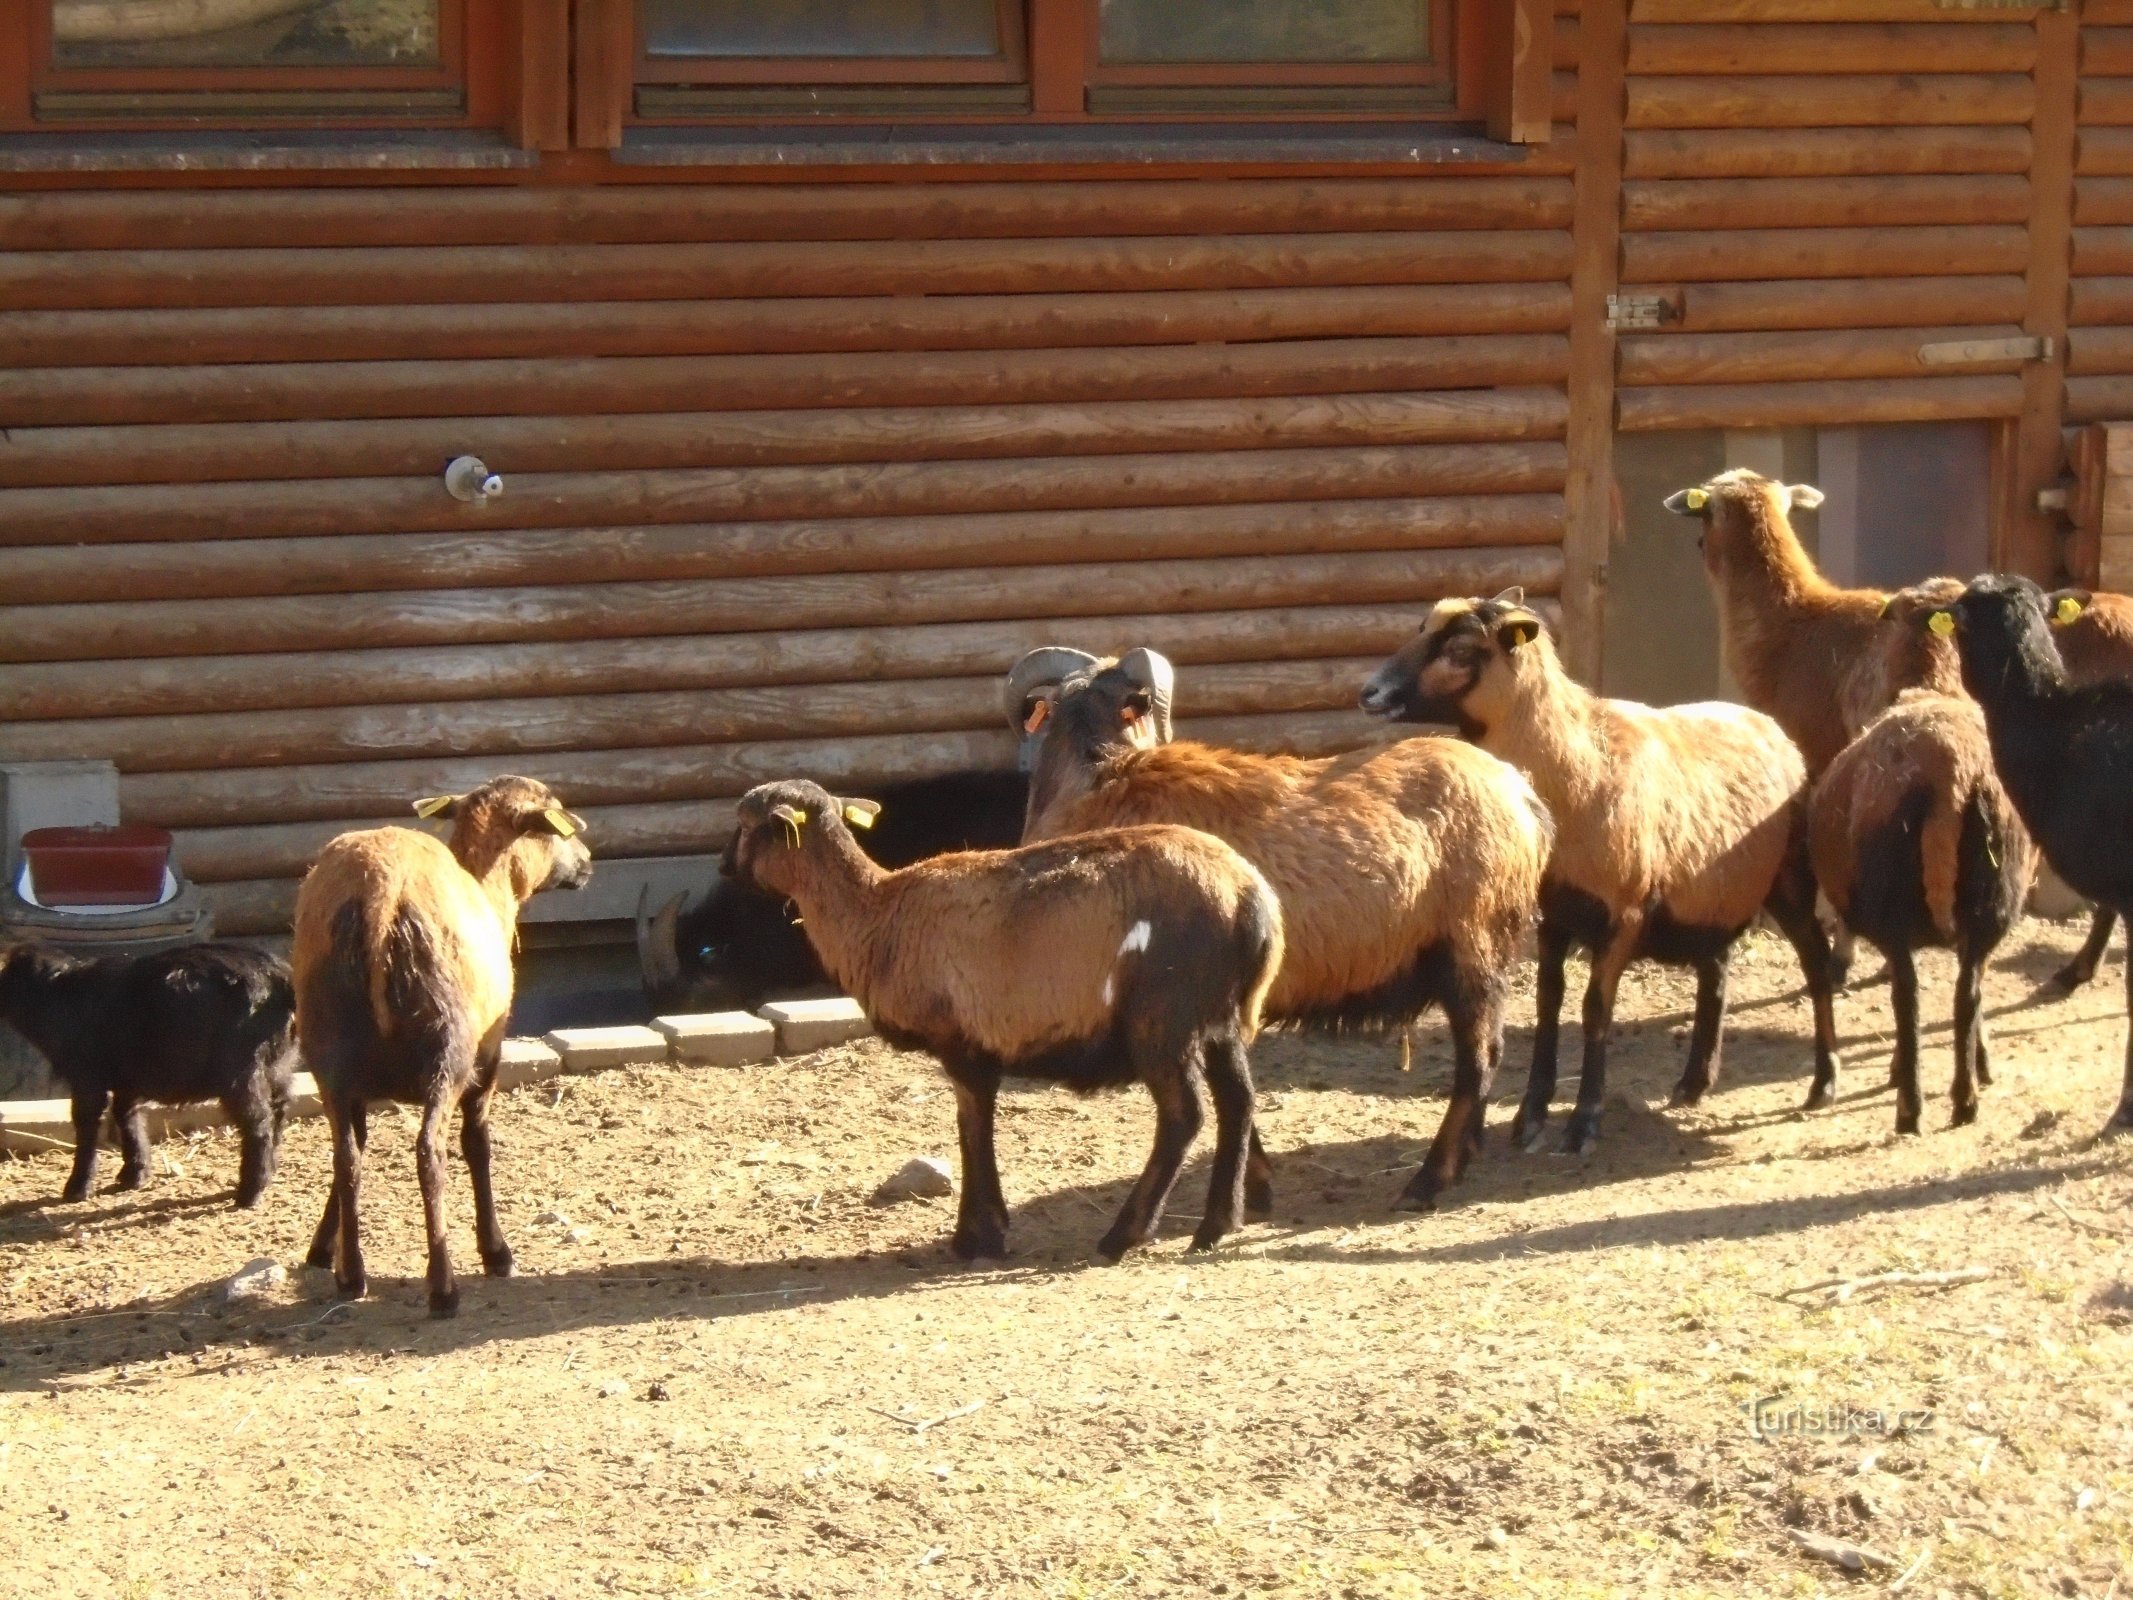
[
  {"x1": 532, "y1": 807, "x2": 580, "y2": 839},
  {"x1": 1489, "y1": 585, "x2": 1525, "y2": 608},
  {"x1": 2051, "y1": 591, "x2": 2090, "y2": 626},
  {"x1": 1878, "y1": 595, "x2": 1897, "y2": 620},
  {"x1": 1119, "y1": 688, "x2": 1153, "y2": 728},
  {"x1": 412, "y1": 794, "x2": 460, "y2": 819},
  {"x1": 1497, "y1": 614, "x2": 1542, "y2": 651},
  {"x1": 1663, "y1": 486, "x2": 1709, "y2": 515},
  {"x1": 1786, "y1": 482, "x2": 1826, "y2": 511},
  {"x1": 840, "y1": 798, "x2": 881, "y2": 829}
]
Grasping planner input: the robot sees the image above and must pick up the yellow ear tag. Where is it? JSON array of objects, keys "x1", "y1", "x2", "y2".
[
  {"x1": 542, "y1": 807, "x2": 578, "y2": 838},
  {"x1": 2055, "y1": 596, "x2": 2085, "y2": 626},
  {"x1": 1878, "y1": 596, "x2": 1896, "y2": 620},
  {"x1": 412, "y1": 795, "x2": 455, "y2": 819},
  {"x1": 1927, "y1": 611, "x2": 1956, "y2": 638},
  {"x1": 1683, "y1": 487, "x2": 1709, "y2": 511},
  {"x1": 841, "y1": 803, "x2": 878, "y2": 829}
]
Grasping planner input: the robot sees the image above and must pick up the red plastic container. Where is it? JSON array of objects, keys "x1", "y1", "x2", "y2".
[{"x1": 20, "y1": 825, "x2": 173, "y2": 907}]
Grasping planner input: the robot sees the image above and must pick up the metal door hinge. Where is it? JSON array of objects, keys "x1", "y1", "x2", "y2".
[
  {"x1": 1605, "y1": 293, "x2": 1675, "y2": 332},
  {"x1": 1917, "y1": 335, "x2": 2052, "y2": 366}
]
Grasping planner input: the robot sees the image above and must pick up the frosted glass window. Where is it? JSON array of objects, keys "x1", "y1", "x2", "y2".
[
  {"x1": 51, "y1": 0, "x2": 441, "y2": 68},
  {"x1": 644, "y1": 0, "x2": 1002, "y2": 59},
  {"x1": 1099, "y1": 0, "x2": 1428, "y2": 64}
]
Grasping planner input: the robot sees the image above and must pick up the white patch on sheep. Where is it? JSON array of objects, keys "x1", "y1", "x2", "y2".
[{"x1": 1100, "y1": 922, "x2": 1153, "y2": 1007}]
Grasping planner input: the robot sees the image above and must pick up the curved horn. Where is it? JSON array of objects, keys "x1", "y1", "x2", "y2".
[
  {"x1": 1003, "y1": 646, "x2": 1102, "y2": 728},
  {"x1": 635, "y1": 884, "x2": 686, "y2": 997},
  {"x1": 1116, "y1": 647, "x2": 1176, "y2": 743}
]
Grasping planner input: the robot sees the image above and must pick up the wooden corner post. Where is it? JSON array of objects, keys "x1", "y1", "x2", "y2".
[{"x1": 1560, "y1": 0, "x2": 1627, "y2": 685}]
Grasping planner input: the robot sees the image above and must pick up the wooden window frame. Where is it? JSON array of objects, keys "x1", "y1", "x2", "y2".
[{"x1": 7, "y1": 0, "x2": 517, "y2": 131}]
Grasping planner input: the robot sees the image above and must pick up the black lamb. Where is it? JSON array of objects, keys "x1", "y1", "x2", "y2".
[
  {"x1": 1929, "y1": 573, "x2": 2133, "y2": 1133},
  {"x1": 0, "y1": 941, "x2": 298, "y2": 1205}
]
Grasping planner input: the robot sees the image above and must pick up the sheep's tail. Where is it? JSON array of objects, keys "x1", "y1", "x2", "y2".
[
  {"x1": 1236, "y1": 867, "x2": 1285, "y2": 1044},
  {"x1": 1919, "y1": 785, "x2": 1967, "y2": 944}
]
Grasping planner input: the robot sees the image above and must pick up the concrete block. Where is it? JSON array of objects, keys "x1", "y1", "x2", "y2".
[
  {"x1": 0, "y1": 1097, "x2": 77, "y2": 1154},
  {"x1": 654, "y1": 1011, "x2": 775, "y2": 1067},
  {"x1": 542, "y1": 1025, "x2": 668, "y2": 1074},
  {"x1": 758, "y1": 996, "x2": 874, "y2": 1055},
  {"x1": 497, "y1": 1037, "x2": 564, "y2": 1090}
]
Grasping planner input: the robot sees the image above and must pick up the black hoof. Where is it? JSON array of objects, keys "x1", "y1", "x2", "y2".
[
  {"x1": 1510, "y1": 1108, "x2": 1548, "y2": 1152},
  {"x1": 116, "y1": 1169, "x2": 147, "y2": 1193},
  {"x1": 428, "y1": 1285, "x2": 460, "y2": 1320},
  {"x1": 951, "y1": 1231, "x2": 1008, "y2": 1262},
  {"x1": 1667, "y1": 1080, "x2": 1708, "y2": 1110},
  {"x1": 1393, "y1": 1171, "x2": 1442, "y2": 1212},
  {"x1": 336, "y1": 1272, "x2": 367, "y2": 1301},
  {"x1": 59, "y1": 1183, "x2": 89, "y2": 1204},
  {"x1": 1802, "y1": 1082, "x2": 1836, "y2": 1112},
  {"x1": 482, "y1": 1246, "x2": 515, "y2": 1278},
  {"x1": 234, "y1": 1187, "x2": 266, "y2": 1211},
  {"x1": 2099, "y1": 1109, "x2": 2133, "y2": 1140},
  {"x1": 1895, "y1": 1116, "x2": 1921, "y2": 1138},
  {"x1": 1245, "y1": 1178, "x2": 1274, "y2": 1220},
  {"x1": 1186, "y1": 1226, "x2": 1227, "y2": 1254},
  {"x1": 2050, "y1": 962, "x2": 2096, "y2": 993},
  {"x1": 1949, "y1": 1101, "x2": 1978, "y2": 1130},
  {"x1": 305, "y1": 1243, "x2": 334, "y2": 1272},
  {"x1": 1093, "y1": 1233, "x2": 1135, "y2": 1263},
  {"x1": 1975, "y1": 1060, "x2": 1993, "y2": 1088},
  {"x1": 1560, "y1": 1118, "x2": 1599, "y2": 1156}
]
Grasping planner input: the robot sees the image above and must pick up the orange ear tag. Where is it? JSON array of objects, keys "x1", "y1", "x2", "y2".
[{"x1": 1023, "y1": 700, "x2": 1050, "y2": 735}]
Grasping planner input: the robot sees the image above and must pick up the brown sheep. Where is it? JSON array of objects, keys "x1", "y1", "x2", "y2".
[
  {"x1": 294, "y1": 775, "x2": 592, "y2": 1317},
  {"x1": 2030, "y1": 587, "x2": 2133, "y2": 991},
  {"x1": 1811, "y1": 588, "x2": 2035, "y2": 1133},
  {"x1": 722, "y1": 780, "x2": 1283, "y2": 1260},
  {"x1": 1016, "y1": 648, "x2": 1552, "y2": 1209},
  {"x1": 1360, "y1": 592, "x2": 1840, "y2": 1152}
]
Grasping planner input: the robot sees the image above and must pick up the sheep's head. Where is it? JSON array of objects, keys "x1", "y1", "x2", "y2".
[
  {"x1": 1359, "y1": 589, "x2": 1548, "y2": 740},
  {"x1": 1663, "y1": 468, "x2": 1824, "y2": 586},
  {"x1": 1005, "y1": 646, "x2": 1172, "y2": 771},
  {"x1": 1842, "y1": 576, "x2": 1968, "y2": 733},
  {"x1": 413, "y1": 775, "x2": 593, "y2": 900},
  {"x1": 1020, "y1": 649, "x2": 1176, "y2": 830},
  {"x1": 1914, "y1": 574, "x2": 2068, "y2": 704},
  {"x1": 721, "y1": 780, "x2": 881, "y2": 899}
]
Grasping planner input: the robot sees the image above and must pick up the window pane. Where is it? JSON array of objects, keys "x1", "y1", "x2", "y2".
[
  {"x1": 1099, "y1": 0, "x2": 1427, "y2": 65},
  {"x1": 643, "y1": 0, "x2": 1001, "y2": 59},
  {"x1": 52, "y1": 0, "x2": 440, "y2": 68}
]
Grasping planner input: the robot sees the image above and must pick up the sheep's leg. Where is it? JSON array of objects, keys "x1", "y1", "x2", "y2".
[
  {"x1": 1512, "y1": 921, "x2": 1574, "y2": 1152},
  {"x1": 2053, "y1": 906, "x2": 2117, "y2": 993},
  {"x1": 1563, "y1": 918, "x2": 1642, "y2": 1157},
  {"x1": 321, "y1": 1098, "x2": 369, "y2": 1299},
  {"x1": 227, "y1": 1078, "x2": 279, "y2": 1209},
  {"x1": 1889, "y1": 948, "x2": 1923, "y2": 1136},
  {"x1": 1669, "y1": 952, "x2": 1731, "y2": 1107},
  {"x1": 946, "y1": 1063, "x2": 1010, "y2": 1261},
  {"x1": 112, "y1": 1094, "x2": 150, "y2": 1192},
  {"x1": 460, "y1": 1078, "x2": 513, "y2": 1278},
  {"x1": 1765, "y1": 856, "x2": 1842, "y2": 1109},
  {"x1": 1099, "y1": 1051, "x2": 1205, "y2": 1262},
  {"x1": 415, "y1": 1096, "x2": 460, "y2": 1318},
  {"x1": 1191, "y1": 1036, "x2": 1255, "y2": 1252},
  {"x1": 1950, "y1": 951, "x2": 1984, "y2": 1129},
  {"x1": 61, "y1": 1087, "x2": 110, "y2": 1202},
  {"x1": 2110, "y1": 959, "x2": 2133, "y2": 1136},
  {"x1": 1244, "y1": 1125, "x2": 1274, "y2": 1220},
  {"x1": 1400, "y1": 973, "x2": 1503, "y2": 1209}
]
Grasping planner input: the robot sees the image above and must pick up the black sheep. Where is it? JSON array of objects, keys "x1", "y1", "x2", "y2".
[
  {"x1": 0, "y1": 941, "x2": 297, "y2": 1206},
  {"x1": 1928, "y1": 574, "x2": 2133, "y2": 1133},
  {"x1": 638, "y1": 769, "x2": 1028, "y2": 1012}
]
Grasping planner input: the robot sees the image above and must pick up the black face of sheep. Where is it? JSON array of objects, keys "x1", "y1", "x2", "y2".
[
  {"x1": 1358, "y1": 589, "x2": 1539, "y2": 737},
  {"x1": 1927, "y1": 575, "x2": 2070, "y2": 701},
  {"x1": 646, "y1": 769, "x2": 1030, "y2": 1013},
  {"x1": 1020, "y1": 652, "x2": 1173, "y2": 834}
]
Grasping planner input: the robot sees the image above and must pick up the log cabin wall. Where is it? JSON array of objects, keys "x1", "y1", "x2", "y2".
[{"x1": 1, "y1": 4, "x2": 2121, "y2": 938}]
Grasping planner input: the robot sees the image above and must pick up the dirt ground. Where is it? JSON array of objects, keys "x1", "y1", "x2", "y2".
[{"x1": 2, "y1": 918, "x2": 2129, "y2": 1600}]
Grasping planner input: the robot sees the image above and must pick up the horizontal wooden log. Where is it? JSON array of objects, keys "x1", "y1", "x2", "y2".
[
  {"x1": 0, "y1": 232, "x2": 1578, "y2": 313},
  {"x1": 2077, "y1": 177, "x2": 2133, "y2": 225},
  {"x1": 2083, "y1": 26, "x2": 2133, "y2": 75},
  {"x1": 0, "y1": 601, "x2": 1448, "y2": 723},
  {"x1": 1619, "y1": 324, "x2": 2030, "y2": 386},
  {"x1": 2078, "y1": 127, "x2": 2133, "y2": 176},
  {"x1": 1628, "y1": 22, "x2": 2034, "y2": 74},
  {"x1": 1621, "y1": 174, "x2": 2027, "y2": 231},
  {"x1": 0, "y1": 283, "x2": 1577, "y2": 370},
  {"x1": 12, "y1": 654, "x2": 1388, "y2": 778},
  {"x1": 0, "y1": 335, "x2": 1572, "y2": 430},
  {"x1": 1624, "y1": 125, "x2": 2031, "y2": 179},
  {"x1": 2071, "y1": 277, "x2": 2133, "y2": 325},
  {"x1": 0, "y1": 543, "x2": 1566, "y2": 664},
  {"x1": 1617, "y1": 375, "x2": 2024, "y2": 431},
  {"x1": 2083, "y1": 77, "x2": 2133, "y2": 127},
  {"x1": 2073, "y1": 226, "x2": 2133, "y2": 275},
  {"x1": 136, "y1": 706, "x2": 1415, "y2": 832},
  {"x1": 1621, "y1": 226, "x2": 2028, "y2": 283},
  {"x1": 0, "y1": 441, "x2": 1567, "y2": 550},
  {"x1": 2069, "y1": 328, "x2": 2133, "y2": 377},
  {"x1": 1668, "y1": 276, "x2": 2028, "y2": 332},
  {"x1": 0, "y1": 492, "x2": 1565, "y2": 608},
  {"x1": 0, "y1": 388, "x2": 1570, "y2": 491},
  {"x1": 2067, "y1": 375, "x2": 2133, "y2": 425},
  {"x1": 0, "y1": 179, "x2": 1576, "y2": 253},
  {"x1": 1631, "y1": 0, "x2": 2038, "y2": 21},
  {"x1": 1626, "y1": 75, "x2": 2033, "y2": 130}
]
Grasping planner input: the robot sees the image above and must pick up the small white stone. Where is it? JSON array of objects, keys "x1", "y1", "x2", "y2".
[
  {"x1": 220, "y1": 1257, "x2": 287, "y2": 1304},
  {"x1": 871, "y1": 1156, "x2": 955, "y2": 1205}
]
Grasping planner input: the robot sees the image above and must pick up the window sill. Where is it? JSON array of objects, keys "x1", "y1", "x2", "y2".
[
  {"x1": 616, "y1": 121, "x2": 1528, "y2": 169},
  {"x1": 0, "y1": 129, "x2": 536, "y2": 174}
]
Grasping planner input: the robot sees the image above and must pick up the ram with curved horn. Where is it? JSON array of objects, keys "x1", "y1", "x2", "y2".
[
  {"x1": 1005, "y1": 647, "x2": 1172, "y2": 769},
  {"x1": 1013, "y1": 645, "x2": 1552, "y2": 1209}
]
